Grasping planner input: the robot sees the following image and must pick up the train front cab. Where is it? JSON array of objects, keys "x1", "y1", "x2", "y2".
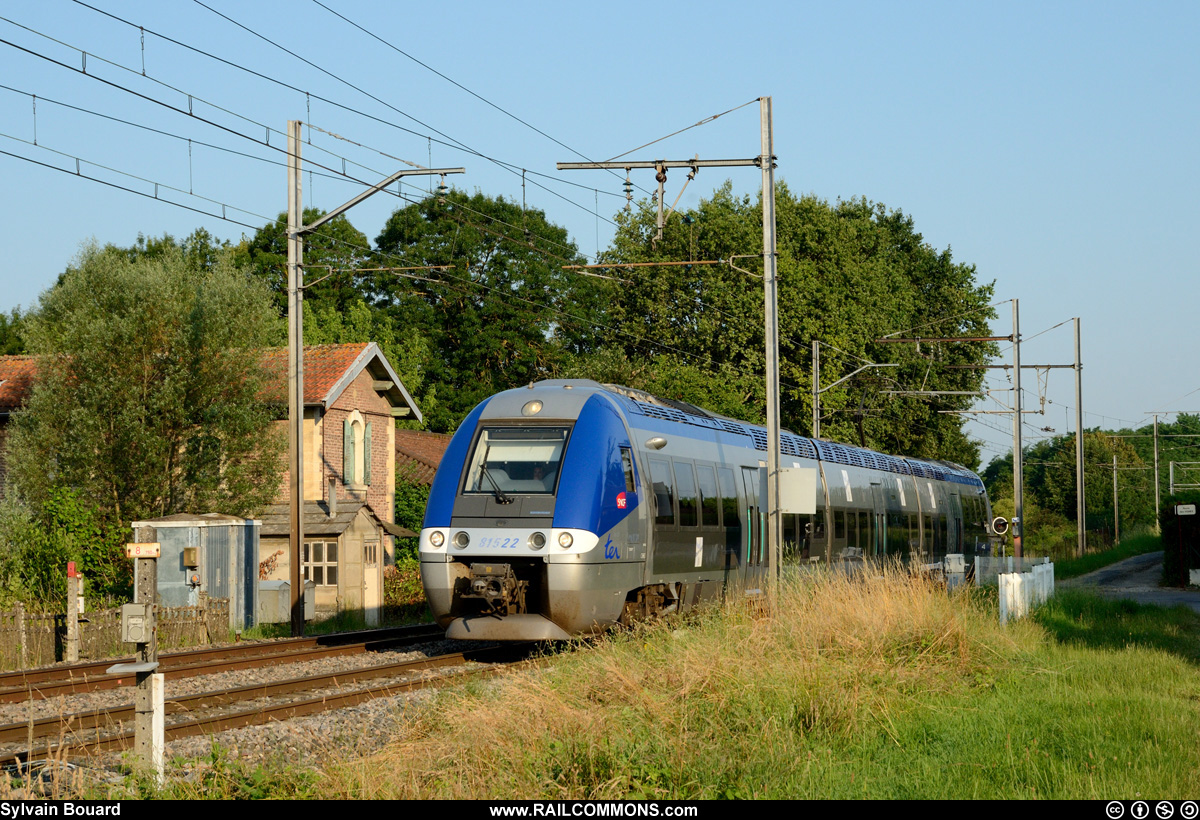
[{"x1": 419, "y1": 389, "x2": 648, "y2": 641}]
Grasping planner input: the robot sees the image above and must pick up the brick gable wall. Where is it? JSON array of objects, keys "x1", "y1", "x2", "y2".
[{"x1": 324, "y1": 369, "x2": 394, "y2": 523}]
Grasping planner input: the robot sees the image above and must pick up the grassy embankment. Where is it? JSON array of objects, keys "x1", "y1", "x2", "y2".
[
  {"x1": 136, "y1": 558, "x2": 1200, "y2": 801},
  {"x1": 1053, "y1": 532, "x2": 1165, "y2": 580}
]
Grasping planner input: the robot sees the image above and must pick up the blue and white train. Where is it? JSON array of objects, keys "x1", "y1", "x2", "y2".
[{"x1": 419, "y1": 379, "x2": 993, "y2": 640}]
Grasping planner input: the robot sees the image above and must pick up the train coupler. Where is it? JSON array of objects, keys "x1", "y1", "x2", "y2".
[{"x1": 460, "y1": 562, "x2": 529, "y2": 617}]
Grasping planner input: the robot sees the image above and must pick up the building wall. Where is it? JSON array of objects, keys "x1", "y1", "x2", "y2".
[
  {"x1": 324, "y1": 369, "x2": 395, "y2": 524},
  {"x1": 259, "y1": 509, "x2": 383, "y2": 624},
  {"x1": 270, "y1": 370, "x2": 396, "y2": 525},
  {"x1": 271, "y1": 412, "x2": 324, "y2": 507}
]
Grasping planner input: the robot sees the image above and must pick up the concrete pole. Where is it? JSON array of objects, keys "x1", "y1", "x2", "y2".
[
  {"x1": 1113, "y1": 454, "x2": 1120, "y2": 544},
  {"x1": 287, "y1": 121, "x2": 306, "y2": 638},
  {"x1": 1154, "y1": 413, "x2": 1161, "y2": 529},
  {"x1": 1012, "y1": 299, "x2": 1024, "y2": 558},
  {"x1": 133, "y1": 542, "x2": 162, "y2": 783},
  {"x1": 760, "y1": 96, "x2": 782, "y2": 602},
  {"x1": 1074, "y1": 317, "x2": 1085, "y2": 557}
]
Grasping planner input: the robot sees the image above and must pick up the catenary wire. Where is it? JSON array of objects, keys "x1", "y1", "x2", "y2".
[
  {"x1": 188, "y1": 0, "x2": 620, "y2": 228},
  {"x1": 58, "y1": 1, "x2": 626, "y2": 216}
]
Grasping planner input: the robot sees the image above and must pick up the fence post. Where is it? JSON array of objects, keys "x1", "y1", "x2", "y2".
[
  {"x1": 15, "y1": 602, "x2": 26, "y2": 669},
  {"x1": 66, "y1": 563, "x2": 80, "y2": 663},
  {"x1": 198, "y1": 591, "x2": 209, "y2": 644}
]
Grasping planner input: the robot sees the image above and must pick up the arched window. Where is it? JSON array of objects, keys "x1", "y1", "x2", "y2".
[{"x1": 343, "y1": 412, "x2": 373, "y2": 488}]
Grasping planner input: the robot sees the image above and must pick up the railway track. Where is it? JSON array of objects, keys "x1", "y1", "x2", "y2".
[
  {"x1": 3, "y1": 642, "x2": 538, "y2": 766},
  {"x1": 0, "y1": 622, "x2": 445, "y2": 703}
]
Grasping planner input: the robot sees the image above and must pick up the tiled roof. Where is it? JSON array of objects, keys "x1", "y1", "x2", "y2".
[
  {"x1": 0, "y1": 356, "x2": 36, "y2": 412},
  {"x1": 395, "y1": 429, "x2": 452, "y2": 485},
  {"x1": 259, "y1": 342, "x2": 421, "y2": 421},
  {"x1": 2, "y1": 344, "x2": 420, "y2": 420},
  {"x1": 259, "y1": 343, "x2": 371, "y2": 406},
  {"x1": 255, "y1": 500, "x2": 416, "y2": 537}
]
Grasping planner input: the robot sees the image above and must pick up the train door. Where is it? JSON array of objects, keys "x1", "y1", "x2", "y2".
[
  {"x1": 870, "y1": 482, "x2": 887, "y2": 557},
  {"x1": 740, "y1": 466, "x2": 765, "y2": 592},
  {"x1": 951, "y1": 492, "x2": 964, "y2": 552},
  {"x1": 717, "y1": 467, "x2": 742, "y2": 591}
]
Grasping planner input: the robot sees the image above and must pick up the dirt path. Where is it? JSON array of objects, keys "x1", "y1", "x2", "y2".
[{"x1": 1059, "y1": 550, "x2": 1200, "y2": 614}]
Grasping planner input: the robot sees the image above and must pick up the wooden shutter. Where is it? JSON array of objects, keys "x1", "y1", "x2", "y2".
[
  {"x1": 364, "y1": 422, "x2": 373, "y2": 485},
  {"x1": 344, "y1": 419, "x2": 355, "y2": 484}
]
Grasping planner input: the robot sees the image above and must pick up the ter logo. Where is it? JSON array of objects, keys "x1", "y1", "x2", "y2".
[{"x1": 603, "y1": 537, "x2": 619, "y2": 560}]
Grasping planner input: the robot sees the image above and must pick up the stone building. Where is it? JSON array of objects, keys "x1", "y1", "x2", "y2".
[
  {"x1": 0, "y1": 343, "x2": 420, "y2": 625},
  {"x1": 255, "y1": 343, "x2": 420, "y2": 624}
]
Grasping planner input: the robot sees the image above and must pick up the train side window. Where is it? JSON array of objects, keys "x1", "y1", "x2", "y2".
[
  {"x1": 717, "y1": 467, "x2": 740, "y2": 538},
  {"x1": 846, "y1": 511, "x2": 857, "y2": 548},
  {"x1": 797, "y1": 514, "x2": 813, "y2": 559},
  {"x1": 649, "y1": 458, "x2": 675, "y2": 526},
  {"x1": 834, "y1": 510, "x2": 846, "y2": 540},
  {"x1": 620, "y1": 447, "x2": 637, "y2": 494},
  {"x1": 675, "y1": 461, "x2": 699, "y2": 528},
  {"x1": 697, "y1": 465, "x2": 720, "y2": 527},
  {"x1": 888, "y1": 512, "x2": 907, "y2": 556}
]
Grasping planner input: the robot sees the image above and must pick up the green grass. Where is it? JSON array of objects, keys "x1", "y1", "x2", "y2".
[
  {"x1": 1054, "y1": 533, "x2": 1164, "y2": 580},
  {"x1": 89, "y1": 566, "x2": 1200, "y2": 800}
]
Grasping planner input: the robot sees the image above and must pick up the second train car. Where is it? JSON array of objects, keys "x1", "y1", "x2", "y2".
[{"x1": 419, "y1": 379, "x2": 993, "y2": 640}]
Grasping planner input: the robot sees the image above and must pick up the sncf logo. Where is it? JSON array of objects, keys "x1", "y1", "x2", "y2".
[{"x1": 616, "y1": 492, "x2": 627, "y2": 509}]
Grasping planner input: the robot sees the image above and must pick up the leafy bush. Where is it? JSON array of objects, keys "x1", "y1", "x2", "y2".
[
  {"x1": 383, "y1": 558, "x2": 424, "y2": 607},
  {"x1": 0, "y1": 490, "x2": 130, "y2": 609}
]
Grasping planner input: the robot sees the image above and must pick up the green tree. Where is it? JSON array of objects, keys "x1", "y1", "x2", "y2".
[
  {"x1": 233, "y1": 209, "x2": 373, "y2": 318},
  {"x1": 8, "y1": 240, "x2": 285, "y2": 528},
  {"x1": 303, "y1": 298, "x2": 431, "y2": 426},
  {"x1": 0, "y1": 308, "x2": 24, "y2": 355},
  {"x1": 983, "y1": 431, "x2": 1152, "y2": 547},
  {"x1": 374, "y1": 190, "x2": 589, "y2": 432},
  {"x1": 571, "y1": 183, "x2": 996, "y2": 466}
]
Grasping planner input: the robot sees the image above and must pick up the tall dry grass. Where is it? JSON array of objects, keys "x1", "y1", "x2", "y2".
[{"x1": 329, "y1": 563, "x2": 1038, "y2": 799}]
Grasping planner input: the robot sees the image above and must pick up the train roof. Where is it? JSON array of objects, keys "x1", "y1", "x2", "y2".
[{"x1": 587, "y1": 382, "x2": 984, "y2": 489}]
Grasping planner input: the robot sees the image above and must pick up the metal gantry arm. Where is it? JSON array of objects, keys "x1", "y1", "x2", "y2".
[
  {"x1": 299, "y1": 166, "x2": 465, "y2": 237},
  {"x1": 556, "y1": 98, "x2": 782, "y2": 604},
  {"x1": 810, "y1": 339, "x2": 897, "y2": 440}
]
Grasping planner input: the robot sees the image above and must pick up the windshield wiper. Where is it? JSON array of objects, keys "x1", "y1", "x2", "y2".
[{"x1": 480, "y1": 461, "x2": 513, "y2": 505}]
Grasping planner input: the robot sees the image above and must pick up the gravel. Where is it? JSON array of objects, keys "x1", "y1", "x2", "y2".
[{"x1": 0, "y1": 635, "x2": 494, "y2": 793}]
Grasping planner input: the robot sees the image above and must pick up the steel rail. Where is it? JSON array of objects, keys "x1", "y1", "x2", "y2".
[
  {"x1": 0, "y1": 624, "x2": 444, "y2": 703},
  {"x1": 7, "y1": 646, "x2": 536, "y2": 764},
  {"x1": 0, "y1": 644, "x2": 524, "y2": 746}
]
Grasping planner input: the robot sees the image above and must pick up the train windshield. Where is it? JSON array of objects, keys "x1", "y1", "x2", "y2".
[{"x1": 463, "y1": 426, "x2": 571, "y2": 496}]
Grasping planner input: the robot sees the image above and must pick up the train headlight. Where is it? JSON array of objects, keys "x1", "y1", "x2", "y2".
[
  {"x1": 528, "y1": 532, "x2": 546, "y2": 550},
  {"x1": 557, "y1": 532, "x2": 574, "y2": 549},
  {"x1": 453, "y1": 531, "x2": 470, "y2": 549},
  {"x1": 428, "y1": 531, "x2": 445, "y2": 548}
]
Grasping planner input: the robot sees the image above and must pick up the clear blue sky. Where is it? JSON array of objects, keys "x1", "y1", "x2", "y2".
[{"x1": 2, "y1": 0, "x2": 1197, "y2": 467}]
